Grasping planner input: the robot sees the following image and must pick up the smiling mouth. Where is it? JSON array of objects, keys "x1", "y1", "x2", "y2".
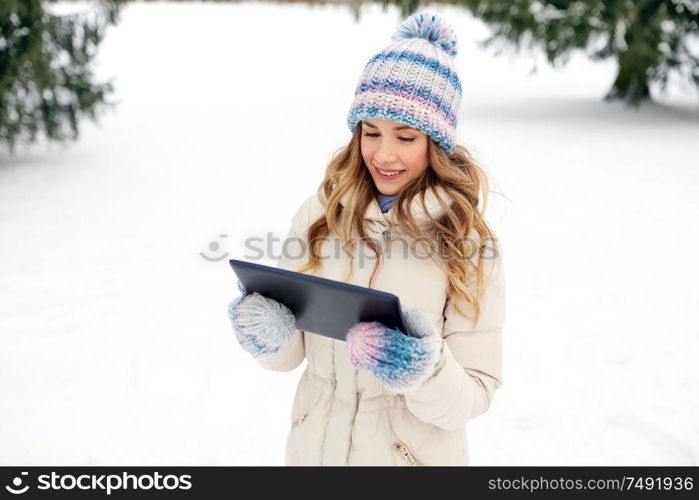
[{"x1": 374, "y1": 165, "x2": 407, "y2": 179}]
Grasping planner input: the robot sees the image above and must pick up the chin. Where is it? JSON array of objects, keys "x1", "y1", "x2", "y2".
[{"x1": 375, "y1": 184, "x2": 401, "y2": 196}]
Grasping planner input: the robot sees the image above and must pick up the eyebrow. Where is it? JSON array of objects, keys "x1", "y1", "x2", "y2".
[{"x1": 362, "y1": 120, "x2": 418, "y2": 131}]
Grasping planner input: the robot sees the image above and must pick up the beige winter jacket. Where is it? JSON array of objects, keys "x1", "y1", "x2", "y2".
[{"x1": 257, "y1": 185, "x2": 506, "y2": 466}]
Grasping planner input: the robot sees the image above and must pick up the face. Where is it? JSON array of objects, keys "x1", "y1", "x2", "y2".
[{"x1": 360, "y1": 118, "x2": 430, "y2": 196}]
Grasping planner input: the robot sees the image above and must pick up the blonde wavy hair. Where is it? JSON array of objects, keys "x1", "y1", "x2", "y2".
[{"x1": 295, "y1": 120, "x2": 500, "y2": 328}]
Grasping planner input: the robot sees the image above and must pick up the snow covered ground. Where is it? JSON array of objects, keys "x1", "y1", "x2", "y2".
[{"x1": 1, "y1": 1, "x2": 698, "y2": 465}]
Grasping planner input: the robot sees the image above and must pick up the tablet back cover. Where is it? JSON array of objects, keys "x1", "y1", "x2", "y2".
[{"x1": 229, "y1": 259, "x2": 406, "y2": 341}]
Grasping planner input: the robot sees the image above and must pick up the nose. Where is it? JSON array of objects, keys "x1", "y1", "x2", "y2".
[{"x1": 374, "y1": 138, "x2": 398, "y2": 163}]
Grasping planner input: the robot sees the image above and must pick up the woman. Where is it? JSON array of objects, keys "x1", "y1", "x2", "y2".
[{"x1": 228, "y1": 11, "x2": 505, "y2": 466}]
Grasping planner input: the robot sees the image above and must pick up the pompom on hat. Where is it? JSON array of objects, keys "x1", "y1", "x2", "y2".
[{"x1": 347, "y1": 12, "x2": 462, "y2": 155}]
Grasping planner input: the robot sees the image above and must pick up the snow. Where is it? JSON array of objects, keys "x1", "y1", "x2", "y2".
[{"x1": 1, "y1": 1, "x2": 697, "y2": 465}]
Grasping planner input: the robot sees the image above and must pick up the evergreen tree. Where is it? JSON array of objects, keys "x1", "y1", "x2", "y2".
[
  {"x1": 0, "y1": 0, "x2": 124, "y2": 153},
  {"x1": 395, "y1": 0, "x2": 699, "y2": 106}
]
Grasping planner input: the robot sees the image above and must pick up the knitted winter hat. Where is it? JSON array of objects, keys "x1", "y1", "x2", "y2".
[{"x1": 346, "y1": 11, "x2": 462, "y2": 155}]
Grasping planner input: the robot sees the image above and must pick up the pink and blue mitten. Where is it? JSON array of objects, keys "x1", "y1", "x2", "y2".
[
  {"x1": 227, "y1": 281, "x2": 296, "y2": 357},
  {"x1": 345, "y1": 307, "x2": 443, "y2": 392}
]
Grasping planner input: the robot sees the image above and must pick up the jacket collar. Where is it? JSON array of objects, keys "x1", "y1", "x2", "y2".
[{"x1": 338, "y1": 184, "x2": 452, "y2": 235}]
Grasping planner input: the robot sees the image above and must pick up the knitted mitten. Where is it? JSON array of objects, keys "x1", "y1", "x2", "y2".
[
  {"x1": 345, "y1": 307, "x2": 443, "y2": 392},
  {"x1": 228, "y1": 281, "x2": 296, "y2": 357}
]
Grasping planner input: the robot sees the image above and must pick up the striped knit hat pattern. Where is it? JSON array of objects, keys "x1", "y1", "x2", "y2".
[{"x1": 347, "y1": 12, "x2": 462, "y2": 155}]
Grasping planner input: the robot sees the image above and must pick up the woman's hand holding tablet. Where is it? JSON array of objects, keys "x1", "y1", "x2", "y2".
[
  {"x1": 227, "y1": 280, "x2": 297, "y2": 358},
  {"x1": 345, "y1": 307, "x2": 444, "y2": 392}
]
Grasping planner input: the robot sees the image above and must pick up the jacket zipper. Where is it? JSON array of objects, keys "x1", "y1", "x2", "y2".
[
  {"x1": 292, "y1": 415, "x2": 307, "y2": 428},
  {"x1": 393, "y1": 441, "x2": 421, "y2": 466}
]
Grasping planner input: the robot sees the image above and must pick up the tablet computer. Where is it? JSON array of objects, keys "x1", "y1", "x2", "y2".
[{"x1": 229, "y1": 258, "x2": 406, "y2": 341}]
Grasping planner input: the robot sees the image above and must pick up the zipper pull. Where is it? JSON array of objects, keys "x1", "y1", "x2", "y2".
[{"x1": 393, "y1": 442, "x2": 417, "y2": 465}]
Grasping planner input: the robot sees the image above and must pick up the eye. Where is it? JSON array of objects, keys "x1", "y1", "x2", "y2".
[{"x1": 362, "y1": 132, "x2": 415, "y2": 143}]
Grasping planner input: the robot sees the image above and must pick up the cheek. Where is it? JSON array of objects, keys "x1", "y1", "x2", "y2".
[
  {"x1": 360, "y1": 142, "x2": 373, "y2": 162},
  {"x1": 403, "y1": 148, "x2": 429, "y2": 173}
]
